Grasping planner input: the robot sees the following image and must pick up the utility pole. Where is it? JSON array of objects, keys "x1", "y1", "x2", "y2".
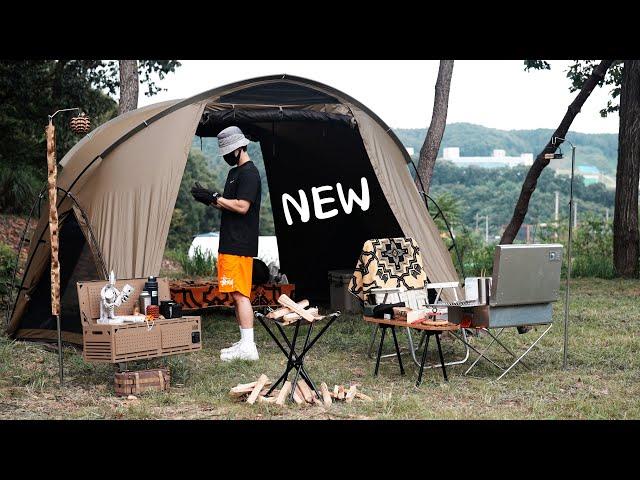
[
  {"x1": 606, "y1": 208, "x2": 609, "y2": 223},
  {"x1": 554, "y1": 191, "x2": 560, "y2": 241},
  {"x1": 475, "y1": 213, "x2": 479, "y2": 233},
  {"x1": 485, "y1": 215, "x2": 489, "y2": 244}
]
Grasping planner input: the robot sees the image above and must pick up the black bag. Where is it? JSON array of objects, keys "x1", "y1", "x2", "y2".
[
  {"x1": 252, "y1": 258, "x2": 270, "y2": 285},
  {"x1": 372, "y1": 302, "x2": 405, "y2": 319}
]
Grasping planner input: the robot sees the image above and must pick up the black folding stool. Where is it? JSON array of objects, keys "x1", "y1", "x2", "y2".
[{"x1": 255, "y1": 311, "x2": 340, "y2": 402}]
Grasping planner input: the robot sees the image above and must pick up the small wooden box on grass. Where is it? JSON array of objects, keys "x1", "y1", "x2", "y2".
[
  {"x1": 77, "y1": 277, "x2": 202, "y2": 364},
  {"x1": 114, "y1": 367, "x2": 170, "y2": 396}
]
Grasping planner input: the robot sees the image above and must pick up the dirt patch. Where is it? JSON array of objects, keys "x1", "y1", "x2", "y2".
[{"x1": 0, "y1": 214, "x2": 35, "y2": 253}]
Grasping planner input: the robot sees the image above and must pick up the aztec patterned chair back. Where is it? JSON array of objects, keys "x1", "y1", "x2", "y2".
[{"x1": 349, "y1": 237, "x2": 428, "y2": 307}]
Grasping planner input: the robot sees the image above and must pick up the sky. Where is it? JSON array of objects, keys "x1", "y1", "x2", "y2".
[{"x1": 138, "y1": 60, "x2": 619, "y2": 134}]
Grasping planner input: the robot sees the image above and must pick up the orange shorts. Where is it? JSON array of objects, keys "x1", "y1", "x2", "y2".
[{"x1": 217, "y1": 253, "x2": 253, "y2": 298}]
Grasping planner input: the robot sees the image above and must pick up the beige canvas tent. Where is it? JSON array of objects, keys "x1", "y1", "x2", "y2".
[{"x1": 6, "y1": 74, "x2": 461, "y2": 344}]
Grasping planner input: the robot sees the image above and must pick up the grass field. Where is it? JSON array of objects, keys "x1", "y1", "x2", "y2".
[{"x1": 1, "y1": 278, "x2": 639, "y2": 420}]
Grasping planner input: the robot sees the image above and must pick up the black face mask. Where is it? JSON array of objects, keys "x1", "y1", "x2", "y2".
[{"x1": 223, "y1": 150, "x2": 239, "y2": 166}]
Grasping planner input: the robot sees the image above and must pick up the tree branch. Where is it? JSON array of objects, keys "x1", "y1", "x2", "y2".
[
  {"x1": 499, "y1": 59, "x2": 613, "y2": 245},
  {"x1": 415, "y1": 60, "x2": 454, "y2": 194}
]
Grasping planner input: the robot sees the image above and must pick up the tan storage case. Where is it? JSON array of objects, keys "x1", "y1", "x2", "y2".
[
  {"x1": 77, "y1": 277, "x2": 202, "y2": 363},
  {"x1": 114, "y1": 367, "x2": 170, "y2": 396}
]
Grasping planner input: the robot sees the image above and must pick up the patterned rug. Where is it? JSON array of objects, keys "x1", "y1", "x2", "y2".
[{"x1": 349, "y1": 237, "x2": 427, "y2": 301}]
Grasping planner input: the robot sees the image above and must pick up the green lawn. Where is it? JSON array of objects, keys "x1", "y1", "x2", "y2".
[{"x1": 1, "y1": 278, "x2": 639, "y2": 420}]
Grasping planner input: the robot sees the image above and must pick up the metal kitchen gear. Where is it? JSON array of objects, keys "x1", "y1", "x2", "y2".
[{"x1": 447, "y1": 243, "x2": 563, "y2": 380}]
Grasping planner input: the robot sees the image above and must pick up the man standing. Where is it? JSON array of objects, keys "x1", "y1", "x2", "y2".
[{"x1": 191, "y1": 126, "x2": 262, "y2": 361}]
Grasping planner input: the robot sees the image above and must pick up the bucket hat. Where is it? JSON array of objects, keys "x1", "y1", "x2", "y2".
[{"x1": 217, "y1": 125, "x2": 251, "y2": 156}]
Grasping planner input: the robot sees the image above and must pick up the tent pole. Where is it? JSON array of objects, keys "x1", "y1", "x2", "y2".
[{"x1": 46, "y1": 118, "x2": 63, "y2": 386}]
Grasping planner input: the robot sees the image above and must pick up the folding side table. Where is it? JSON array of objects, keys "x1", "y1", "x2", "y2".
[
  {"x1": 364, "y1": 316, "x2": 461, "y2": 386},
  {"x1": 255, "y1": 311, "x2": 340, "y2": 402}
]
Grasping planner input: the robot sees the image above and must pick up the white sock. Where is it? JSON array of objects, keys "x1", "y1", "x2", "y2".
[{"x1": 240, "y1": 328, "x2": 254, "y2": 345}]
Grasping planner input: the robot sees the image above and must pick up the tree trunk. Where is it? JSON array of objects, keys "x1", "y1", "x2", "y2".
[
  {"x1": 613, "y1": 60, "x2": 640, "y2": 277},
  {"x1": 415, "y1": 60, "x2": 454, "y2": 194},
  {"x1": 118, "y1": 60, "x2": 138, "y2": 115},
  {"x1": 500, "y1": 59, "x2": 613, "y2": 244}
]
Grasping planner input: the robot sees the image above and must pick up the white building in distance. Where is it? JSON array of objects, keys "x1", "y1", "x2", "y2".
[{"x1": 442, "y1": 147, "x2": 534, "y2": 168}]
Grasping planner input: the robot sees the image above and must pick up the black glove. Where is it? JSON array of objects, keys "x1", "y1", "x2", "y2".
[{"x1": 191, "y1": 182, "x2": 220, "y2": 206}]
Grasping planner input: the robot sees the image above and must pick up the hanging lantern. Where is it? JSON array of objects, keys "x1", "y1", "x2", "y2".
[{"x1": 69, "y1": 113, "x2": 91, "y2": 135}]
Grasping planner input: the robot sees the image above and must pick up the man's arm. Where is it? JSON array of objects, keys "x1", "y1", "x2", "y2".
[
  {"x1": 216, "y1": 168, "x2": 259, "y2": 214},
  {"x1": 215, "y1": 197, "x2": 251, "y2": 214}
]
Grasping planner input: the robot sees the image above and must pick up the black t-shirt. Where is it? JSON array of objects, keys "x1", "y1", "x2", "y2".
[{"x1": 218, "y1": 161, "x2": 262, "y2": 257}]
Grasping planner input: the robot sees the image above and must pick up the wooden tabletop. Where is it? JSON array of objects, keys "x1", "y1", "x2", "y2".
[{"x1": 363, "y1": 315, "x2": 460, "y2": 331}]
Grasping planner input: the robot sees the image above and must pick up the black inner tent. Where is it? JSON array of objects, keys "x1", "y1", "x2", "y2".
[
  {"x1": 196, "y1": 83, "x2": 404, "y2": 301},
  {"x1": 19, "y1": 212, "x2": 100, "y2": 337}
]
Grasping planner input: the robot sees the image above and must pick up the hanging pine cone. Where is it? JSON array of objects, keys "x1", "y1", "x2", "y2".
[{"x1": 69, "y1": 113, "x2": 91, "y2": 135}]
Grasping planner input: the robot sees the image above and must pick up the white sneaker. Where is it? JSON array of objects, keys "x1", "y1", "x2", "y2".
[
  {"x1": 220, "y1": 341, "x2": 242, "y2": 354},
  {"x1": 220, "y1": 341, "x2": 259, "y2": 362}
]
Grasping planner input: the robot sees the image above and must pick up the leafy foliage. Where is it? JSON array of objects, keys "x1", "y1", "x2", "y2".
[
  {"x1": 175, "y1": 246, "x2": 217, "y2": 278},
  {"x1": 524, "y1": 60, "x2": 551, "y2": 71},
  {"x1": 526, "y1": 60, "x2": 623, "y2": 117},
  {"x1": 428, "y1": 160, "x2": 614, "y2": 241},
  {"x1": 88, "y1": 60, "x2": 182, "y2": 98},
  {"x1": 0, "y1": 60, "x2": 181, "y2": 214},
  {"x1": 0, "y1": 241, "x2": 17, "y2": 307},
  {"x1": 571, "y1": 215, "x2": 615, "y2": 278},
  {"x1": 167, "y1": 149, "x2": 221, "y2": 251},
  {"x1": 0, "y1": 164, "x2": 41, "y2": 214}
]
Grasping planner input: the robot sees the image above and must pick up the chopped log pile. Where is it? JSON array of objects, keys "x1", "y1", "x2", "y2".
[
  {"x1": 266, "y1": 294, "x2": 323, "y2": 324},
  {"x1": 230, "y1": 375, "x2": 373, "y2": 407}
]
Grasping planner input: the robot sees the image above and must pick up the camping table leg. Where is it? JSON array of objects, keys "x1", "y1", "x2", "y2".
[
  {"x1": 367, "y1": 324, "x2": 379, "y2": 358},
  {"x1": 495, "y1": 324, "x2": 553, "y2": 381},
  {"x1": 374, "y1": 325, "x2": 405, "y2": 377},
  {"x1": 434, "y1": 333, "x2": 448, "y2": 381},
  {"x1": 390, "y1": 326, "x2": 405, "y2": 375},
  {"x1": 405, "y1": 327, "x2": 421, "y2": 367},
  {"x1": 374, "y1": 325, "x2": 387, "y2": 376},
  {"x1": 416, "y1": 333, "x2": 431, "y2": 387}
]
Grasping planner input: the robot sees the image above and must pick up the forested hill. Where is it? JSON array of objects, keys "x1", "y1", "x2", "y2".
[
  {"x1": 395, "y1": 123, "x2": 618, "y2": 175},
  {"x1": 179, "y1": 123, "x2": 616, "y2": 245}
]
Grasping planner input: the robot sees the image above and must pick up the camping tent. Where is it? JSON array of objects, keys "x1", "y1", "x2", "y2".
[{"x1": 6, "y1": 74, "x2": 461, "y2": 344}]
